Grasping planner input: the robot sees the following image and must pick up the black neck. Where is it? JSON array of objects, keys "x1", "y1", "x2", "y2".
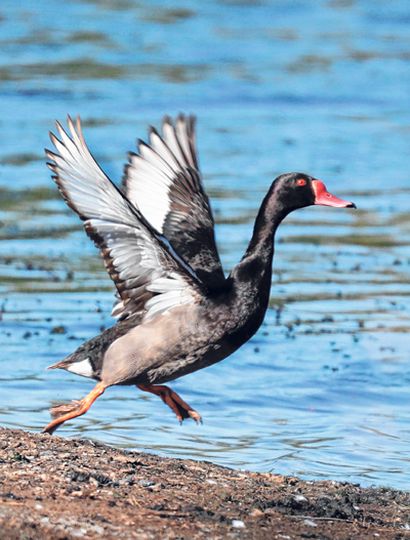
[
  {"x1": 229, "y1": 184, "x2": 290, "y2": 286},
  {"x1": 244, "y1": 185, "x2": 289, "y2": 259}
]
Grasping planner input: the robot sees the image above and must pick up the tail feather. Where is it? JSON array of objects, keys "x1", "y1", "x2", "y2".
[
  {"x1": 47, "y1": 359, "x2": 68, "y2": 370},
  {"x1": 50, "y1": 400, "x2": 82, "y2": 418},
  {"x1": 47, "y1": 352, "x2": 78, "y2": 370}
]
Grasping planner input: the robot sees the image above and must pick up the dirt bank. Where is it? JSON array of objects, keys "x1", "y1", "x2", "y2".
[{"x1": 0, "y1": 427, "x2": 408, "y2": 539}]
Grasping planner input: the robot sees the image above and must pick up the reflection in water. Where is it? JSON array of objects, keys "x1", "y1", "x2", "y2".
[{"x1": 0, "y1": 0, "x2": 409, "y2": 490}]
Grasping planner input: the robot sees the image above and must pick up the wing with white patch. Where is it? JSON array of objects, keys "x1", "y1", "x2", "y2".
[
  {"x1": 122, "y1": 114, "x2": 226, "y2": 290},
  {"x1": 46, "y1": 116, "x2": 205, "y2": 320}
]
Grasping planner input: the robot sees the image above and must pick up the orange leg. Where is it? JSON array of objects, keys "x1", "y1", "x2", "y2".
[
  {"x1": 43, "y1": 382, "x2": 107, "y2": 435},
  {"x1": 138, "y1": 384, "x2": 202, "y2": 424}
]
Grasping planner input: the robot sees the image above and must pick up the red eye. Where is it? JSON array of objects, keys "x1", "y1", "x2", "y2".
[{"x1": 296, "y1": 178, "x2": 307, "y2": 186}]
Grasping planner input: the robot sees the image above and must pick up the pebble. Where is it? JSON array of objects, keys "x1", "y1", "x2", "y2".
[
  {"x1": 303, "y1": 519, "x2": 317, "y2": 527},
  {"x1": 139, "y1": 479, "x2": 155, "y2": 488},
  {"x1": 232, "y1": 519, "x2": 245, "y2": 529},
  {"x1": 90, "y1": 525, "x2": 105, "y2": 535},
  {"x1": 293, "y1": 494, "x2": 307, "y2": 502},
  {"x1": 71, "y1": 527, "x2": 87, "y2": 537}
]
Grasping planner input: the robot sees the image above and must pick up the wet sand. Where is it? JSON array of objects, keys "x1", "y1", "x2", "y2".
[{"x1": 0, "y1": 427, "x2": 408, "y2": 539}]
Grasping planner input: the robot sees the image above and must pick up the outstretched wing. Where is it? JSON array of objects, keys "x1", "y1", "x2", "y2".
[
  {"x1": 122, "y1": 114, "x2": 226, "y2": 290},
  {"x1": 46, "y1": 116, "x2": 205, "y2": 320}
]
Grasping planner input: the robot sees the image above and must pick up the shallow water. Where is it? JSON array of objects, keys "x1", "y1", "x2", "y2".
[{"x1": 1, "y1": 0, "x2": 410, "y2": 490}]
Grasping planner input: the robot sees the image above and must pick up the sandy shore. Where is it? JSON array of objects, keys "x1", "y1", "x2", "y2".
[{"x1": 0, "y1": 427, "x2": 408, "y2": 539}]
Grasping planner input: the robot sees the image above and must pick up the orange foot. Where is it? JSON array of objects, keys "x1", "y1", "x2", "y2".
[
  {"x1": 43, "y1": 382, "x2": 107, "y2": 435},
  {"x1": 138, "y1": 384, "x2": 202, "y2": 424}
]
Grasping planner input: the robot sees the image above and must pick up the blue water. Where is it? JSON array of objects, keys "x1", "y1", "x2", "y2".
[{"x1": 1, "y1": 0, "x2": 410, "y2": 490}]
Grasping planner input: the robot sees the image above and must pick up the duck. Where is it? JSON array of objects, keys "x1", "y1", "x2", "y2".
[{"x1": 43, "y1": 114, "x2": 356, "y2": 434}]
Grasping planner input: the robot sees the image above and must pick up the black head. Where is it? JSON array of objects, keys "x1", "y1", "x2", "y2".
[{"x1": 272, "y1": 172, "x2": 356, "y2": 211}]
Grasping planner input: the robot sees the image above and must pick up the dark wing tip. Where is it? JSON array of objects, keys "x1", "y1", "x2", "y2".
[
  {"x1": 137, "y1": 138, "x2": 149, "y2": 153},
  {"x1": 148, "y1": 125, "x2": 160, "y2": 137},
  {"x1": 45, "y1": 148, "x2": 57, "y2": 160},
  {"x1": 49, "y1": 130, "x2": 60, "y2": 145},
  {"x1": 162, "y1": 114, "x2": 173, "y2": 127},
  {"x1": 46, "y1": 162, "x2": 57, "y2": 172},
  {"x1": 55, "y1": 120, "x2": 68, "y2": 138}
]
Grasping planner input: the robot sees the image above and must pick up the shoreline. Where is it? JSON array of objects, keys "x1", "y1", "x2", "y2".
[{"x1": 0, "y1": 427, "x2": 408, "y2": 539}]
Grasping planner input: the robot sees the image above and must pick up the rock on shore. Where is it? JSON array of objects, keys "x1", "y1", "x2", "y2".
[{"x1": 0, "y1": 427, "x2": 409, "y2": 539}]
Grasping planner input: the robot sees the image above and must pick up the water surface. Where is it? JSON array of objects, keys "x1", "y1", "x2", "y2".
[{"x1": 0, "y1": 0, "x2": 410, "y2": 490}]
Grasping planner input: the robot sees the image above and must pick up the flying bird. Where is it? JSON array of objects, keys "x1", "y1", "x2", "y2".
[{"x1": 43, "y1": 114, "x2": 355, "y2": 434}]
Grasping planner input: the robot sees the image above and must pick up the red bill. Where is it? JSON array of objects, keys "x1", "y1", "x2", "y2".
[{"x1": 312, "y1": 180, "x2": 356, "y2": 208}]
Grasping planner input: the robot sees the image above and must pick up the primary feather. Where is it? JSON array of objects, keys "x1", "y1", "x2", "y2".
[
  {"x1": 122, "y1": 114, "x2": 226, "y2": 290},
  {"x1": 46, "y1": 116, "x2": 205, "y2": 321}
]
